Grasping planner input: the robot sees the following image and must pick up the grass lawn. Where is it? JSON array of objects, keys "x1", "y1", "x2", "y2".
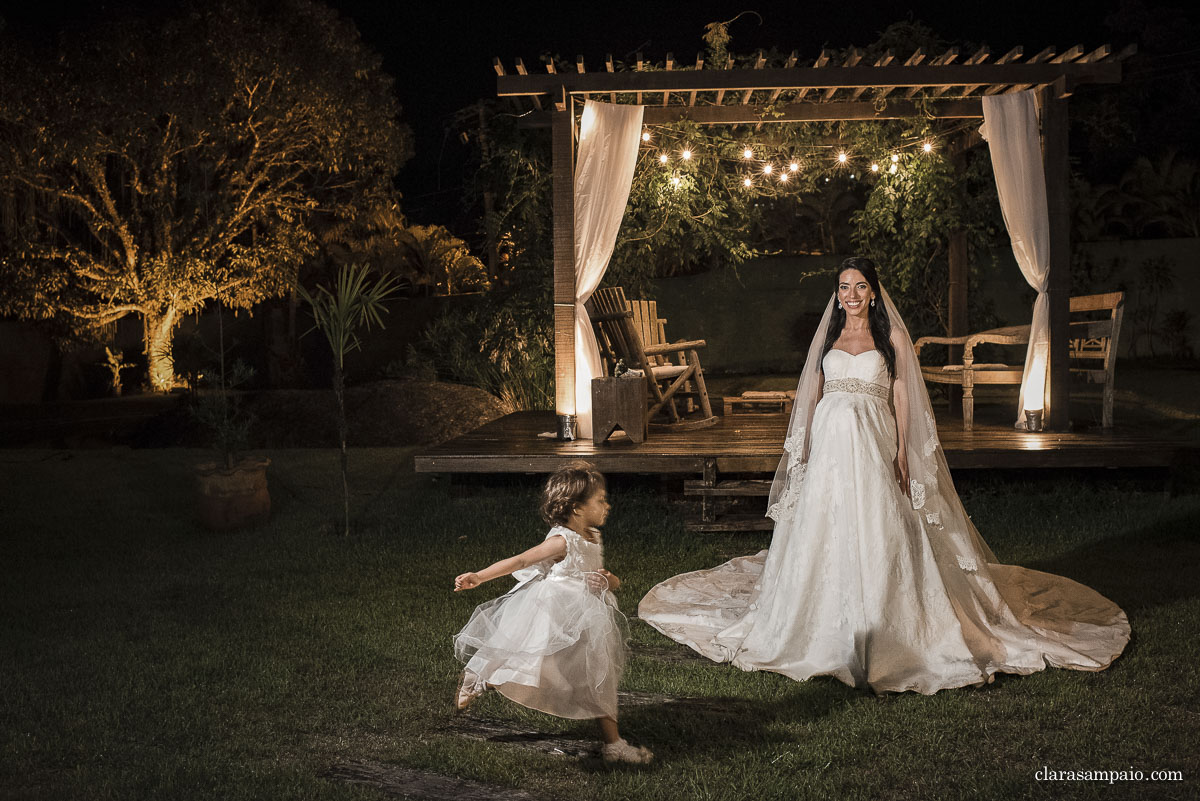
[{"x1": 1, "y1": 447, "x2": 1198, "y2": 800}]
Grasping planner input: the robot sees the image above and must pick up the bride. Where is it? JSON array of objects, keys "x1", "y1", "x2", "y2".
[{"x1": 639, "y1": 257, "x2": 1130, "y2": 694}]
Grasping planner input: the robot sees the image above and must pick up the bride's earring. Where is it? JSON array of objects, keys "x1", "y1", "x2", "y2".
[
  {"x1": 870, "y1": 298, "x2": 876, "y2": 307},
  {"x1": 837, "y1": 301, "x2": 843, "y2": 309}
]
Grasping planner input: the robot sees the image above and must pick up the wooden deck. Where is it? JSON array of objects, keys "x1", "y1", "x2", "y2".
[{"x1": 414, "y1": 410, "x2": 1199, "y2": 475}]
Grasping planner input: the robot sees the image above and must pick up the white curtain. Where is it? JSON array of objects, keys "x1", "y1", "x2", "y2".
[
  {"x1": 573, "y1": 100, "x2": 644, "y2": 438},
  {"x1": 981, "y1": 91, "x2": 1052, "y2": 428}
]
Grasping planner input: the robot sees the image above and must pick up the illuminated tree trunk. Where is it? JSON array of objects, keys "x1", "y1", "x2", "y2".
[{"x1": 142, "y1": 307, "x2": 178, "y2": 393}]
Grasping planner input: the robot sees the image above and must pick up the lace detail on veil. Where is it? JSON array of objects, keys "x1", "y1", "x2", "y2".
[
  {"x1": 783, "y1": 427, "x2": 807, "y2": 473},
  {"x1": 909, "y1": 479, "x2": 926, "y2": 510},
  {"x1": 767, "y1": 427, "x2": 808, "y2": 521},
  {"x1": 923, "y1": 411, "x2": 939, "y2": 457}
]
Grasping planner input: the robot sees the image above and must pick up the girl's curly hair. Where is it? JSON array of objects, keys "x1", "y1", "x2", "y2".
[{"x1": 540, "y1": 460, "x2": 606, "y2": 526}]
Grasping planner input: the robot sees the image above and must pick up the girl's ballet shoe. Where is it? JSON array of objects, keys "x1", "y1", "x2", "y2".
[
  {"x1": 455, "y1": 671, "x2": 486, "y2": 710},
  {"x1": 601, "y1": 738, "x2": 654, "y2": 765}
]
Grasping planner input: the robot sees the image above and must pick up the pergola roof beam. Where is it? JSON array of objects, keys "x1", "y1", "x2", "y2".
[
  {"x1": 664, "y1": 52, "x2": 675, "y2": 106},
  {"x1": 635, "y1": 52, "x2": 644, "y2": 105},
  {"x1": 879, "y1": 48, "x2": 925, "y2": 99},
  {"x1": 1001, "y1": 46, "x2": 1055, "y2": 94},
  {"x1": 934, "y1": 46, "x2": 988, "y2": 97},
  {"x1": 964, "y1": 46, "x2": 1021, "y2": 95},
  {"x1": 852, "y1": 50, "x2": 894, "y2": 100},
  {"x1": 826, "y1": 47, "x2": 863, "y2": 100},
  {"x1": 690, "y1": 53, "x2": 703, "y2": 105},
  {"x1": 514, "y1": 57, "x2": 541, "y2": 110},
  {"x1": 742, "y1": 50, "x2": 767, "y2": 104},
  {"x1": 797, "y1": 48, "x2": 834, "y2": 101},
  {"x1": 906, "y1": 46, "x2": 959, "y2": 97},
  {"x1": 714, "y1": 55, "x2": 734, "y2": 104},
  {"x1": 497, "y1": 60, "x2": 1122, "y2": 97},
  {"x1": 639, "y1": 98, "x2": 985, "y2": 124}
]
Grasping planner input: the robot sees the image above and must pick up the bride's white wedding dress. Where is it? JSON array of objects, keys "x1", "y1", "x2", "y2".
[{"x1": 639, "y1": 348, "x2": 1130, "y2": 694}]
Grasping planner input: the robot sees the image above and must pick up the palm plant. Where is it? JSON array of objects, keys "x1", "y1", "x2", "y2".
[{"x1": 297, "y1": 264, "x2": 400, "y2": 536}]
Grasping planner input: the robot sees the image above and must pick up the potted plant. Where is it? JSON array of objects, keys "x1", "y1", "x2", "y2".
[{"x1": 189, "y1": 313, "x2": 270, "y2": 530}]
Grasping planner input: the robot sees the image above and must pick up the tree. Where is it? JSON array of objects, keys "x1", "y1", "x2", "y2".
[
  {"x1": 0, "y1": 0, "x2": 411, "y2": 390},
  {"x1": 297, "y1": 264, "x2": 399, "y2": 536}
]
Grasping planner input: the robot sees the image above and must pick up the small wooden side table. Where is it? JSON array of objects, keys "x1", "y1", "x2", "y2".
[{"x1": 592, "y1": 376, "x2": 647, "y2": 443}]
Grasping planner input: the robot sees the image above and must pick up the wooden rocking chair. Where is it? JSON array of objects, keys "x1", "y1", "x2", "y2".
[
  {"x1": 914, "y1": 291, "x2": 1125, "y2": 430},
  {"x1": 587, "y1": 287, "x2": 717, "y2": 429},
  {"x1": 626, "y1": 297, "x2": 695, "y2": 413}
]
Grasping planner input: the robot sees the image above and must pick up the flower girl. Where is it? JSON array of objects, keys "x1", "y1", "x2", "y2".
[{"x1": 453, "y1": 461, "x2": 652, "y2": 764}]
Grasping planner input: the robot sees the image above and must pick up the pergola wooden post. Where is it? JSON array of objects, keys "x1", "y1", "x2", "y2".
[
  {"x1": 1040, "y1": 80, "x2": 1072, "y2": 429},
  {"x1": 550, "y1": 91, "x2": 577, "y2": 417},
  {"x1": 496, "y1": 44, "x2": 1131, "y2": 432}
]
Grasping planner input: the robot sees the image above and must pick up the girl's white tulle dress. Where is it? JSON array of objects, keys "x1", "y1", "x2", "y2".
[
  {"x1": 639, "y1": 349, "x2": 1130, "y2": 694},
  {"x1": 454, "y1": 526, "x2": 630, "y2": 719}
]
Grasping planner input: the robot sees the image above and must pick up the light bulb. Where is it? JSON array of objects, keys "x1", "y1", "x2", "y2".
[
  {"x1": 681, "y1": 149, "x2": 692, "y2": 160},
  {"x1": 642, "y1": 131, "x2": 650, "y2": 142},
  {"x1": 891, "y1": 154, "x2": 900, "y2": 163},
  {"x1": 870, "y1": 163, "x2": 879, "y2": 172},
  {"x1": 763, "y1": 164, "x2": 773, "y2": 174},
  {"x1": 743, "y1": 177, "x2": 752, "y2": 187},
  {"x1": 671, "y1": 176, "x2": 681, "y2": 187},
  {"x1": 889, "y1": 163, "x2": 898, "y2": 174},
  {"x1": 789, "y1": 162, "x2": 799, "y2": 172},
  {"x1": 779, "y1": 172, "x2": 789, "y2": 182},
  {"x1": 743, "y1": 148, "x2": 754, "y2": 160},
  {"x1": 837, "y1": 152, "x2": 848, "y2": 163},
  {"x1": 659, "y1": 153, "x2": 668, "y2": 164},
  {"x1": 923, "y1": 142, "x2": 933, "y2": 153}
]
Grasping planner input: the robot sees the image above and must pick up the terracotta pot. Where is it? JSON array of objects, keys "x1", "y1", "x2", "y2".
[{"x1": 194, "y1": 456, "x2": 271, "y2": 530}]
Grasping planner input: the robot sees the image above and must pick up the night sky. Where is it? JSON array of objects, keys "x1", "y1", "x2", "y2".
[{"x1": 2, "y1": 0, "x2": 1192, "y2": 224}]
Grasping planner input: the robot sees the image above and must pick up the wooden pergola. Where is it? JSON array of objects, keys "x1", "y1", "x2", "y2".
[{"x1": 494, "y1": 43, "x2": 1133, "y2": 430}]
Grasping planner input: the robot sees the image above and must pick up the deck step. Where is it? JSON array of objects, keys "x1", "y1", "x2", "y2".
[{"x1": 683, "y1": 478, "x2": 772, "y2": 496}]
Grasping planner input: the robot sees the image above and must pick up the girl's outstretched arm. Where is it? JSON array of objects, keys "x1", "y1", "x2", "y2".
[{"x1": 454, "y1": 535, "x2": 568, "y2": 591}]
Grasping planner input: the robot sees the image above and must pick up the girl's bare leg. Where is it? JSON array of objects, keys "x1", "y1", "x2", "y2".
[{"x1": 598, "y1": 716, "x2": 620, "y2": 744}]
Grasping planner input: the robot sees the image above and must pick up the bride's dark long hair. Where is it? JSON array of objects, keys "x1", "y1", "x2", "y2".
[{"x1": 820, "y1": 256, "x2": 896, "y2": 377}]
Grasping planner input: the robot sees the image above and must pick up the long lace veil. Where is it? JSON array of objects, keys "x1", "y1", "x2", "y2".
[{"x1": 767, "y1": 286, "x2": 997, "y2": 572}]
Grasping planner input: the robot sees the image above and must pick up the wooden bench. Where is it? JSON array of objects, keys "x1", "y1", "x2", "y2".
[
  {"x1": 723, "y1": 391, "x2": 795, "y2": 416},
  {"x1": 914, "y1": 292, "x2": 1125, "y2": 430}
]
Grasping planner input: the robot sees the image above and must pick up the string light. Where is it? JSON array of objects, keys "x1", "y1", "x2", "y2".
[{"x1": 640, "y1": 122, "x2": 964, "y2": 188}]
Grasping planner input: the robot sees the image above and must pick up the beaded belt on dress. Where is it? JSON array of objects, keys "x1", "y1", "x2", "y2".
[{"x1": 824, "y1": 378, "x2": 889, "y2": 399}]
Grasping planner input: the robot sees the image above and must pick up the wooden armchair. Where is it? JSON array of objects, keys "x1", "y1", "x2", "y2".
[
  {"x1": 587, "y1": 287, "x2": 717, "y2": 429},
  {"x1": 913, "y1": 292, "x2": 1125, "y2": 430}
]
